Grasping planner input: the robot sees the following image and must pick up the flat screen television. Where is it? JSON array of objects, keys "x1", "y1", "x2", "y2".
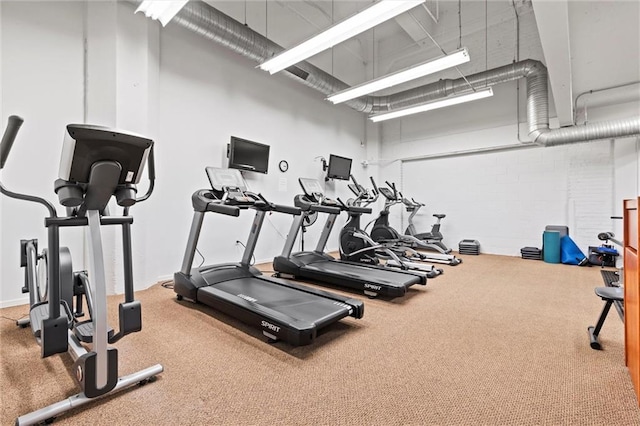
[
  {"x1": 326, "y1": 154, "x2": 352, "y2": 181},
  {"x1": 228, "y1": 136, "x2": 270, "y2": 174}
]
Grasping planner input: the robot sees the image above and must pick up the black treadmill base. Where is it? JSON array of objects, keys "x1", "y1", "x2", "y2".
[
  {"x1": 174, "y1": 267, "x2": 363, "y2": 347},
  {"x1": 274, "y1": 252, "x2": 423, "y2": 299}
]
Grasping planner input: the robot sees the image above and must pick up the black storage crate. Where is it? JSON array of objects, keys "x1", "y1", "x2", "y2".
[
  {"x1": 521, "y1": 246, "x2": 542, "y2": 260},
  {"x1": 459, "y1": 239, "x2": 480, "y2": 255}
]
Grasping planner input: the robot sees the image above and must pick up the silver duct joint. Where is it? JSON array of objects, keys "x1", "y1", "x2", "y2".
[{"x1": 532, "y1": 117, "x2": 640, "y2": 147}]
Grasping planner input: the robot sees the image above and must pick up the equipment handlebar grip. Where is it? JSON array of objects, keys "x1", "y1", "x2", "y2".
[
  {"x1": 147, "y1": 144, "x2": 156, "y2": 181},
  {"x1": 311, "y1": 204, "x2": 341, "y2": 214},
  {"x1": 369, "y1": 176, "x2": 379, "y2": 192},
  {"x1": 385, "y1": 181, "x2": 397, "y2": 196},
  {"x1": 1, "y1": 115, "x2": 24, "y2": 170},
  {"x1": 273, "y1": 204, "x2": 302, "y2": 216},
  {"x1": 207, "y1": 202, "x2": 241, "y2": 216}
]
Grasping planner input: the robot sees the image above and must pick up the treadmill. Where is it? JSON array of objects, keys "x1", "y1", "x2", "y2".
[
  {"x1": 173, "y1": 168, "x2": 364, "y2": 346},
  {"x1": 273, "y1": 178, "x2": 427, "y2": 298}
]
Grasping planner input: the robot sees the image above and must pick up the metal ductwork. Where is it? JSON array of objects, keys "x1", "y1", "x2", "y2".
[{"x1": 135, "y1": 0, "x2": 640, "y2": 146}]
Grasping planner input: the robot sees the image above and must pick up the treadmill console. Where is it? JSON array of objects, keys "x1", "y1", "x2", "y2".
[
  {"x1": 298, "y1": 178, "x2": 338, "y2": 206},
  {"x1": 205, "y1": 167, "x2": 255, "y2": 206}
]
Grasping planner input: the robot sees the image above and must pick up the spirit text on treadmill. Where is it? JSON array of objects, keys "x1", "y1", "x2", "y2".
[
  {"x1": 238, "y1": 294, "x2": 258, "y2": 303},
  {"x1": 261, "y1": 321, "x2": 281, "y2": 333},
  {"x1": 364, "y1": 283, "x2": 382, "y2": 291}
]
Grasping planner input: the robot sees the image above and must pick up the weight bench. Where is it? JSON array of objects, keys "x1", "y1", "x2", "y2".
[{"x1": 587, "y1": 284, "x2": 624, "y2": 350}]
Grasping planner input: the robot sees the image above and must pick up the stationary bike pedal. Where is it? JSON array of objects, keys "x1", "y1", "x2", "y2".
[{"x1": 73, "y1": 320, "x2": 115, "y2": 343}]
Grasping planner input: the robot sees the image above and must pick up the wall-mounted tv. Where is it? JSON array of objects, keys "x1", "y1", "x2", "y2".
[
  {"x1": 227, "y1": 136, "x2": 270, "y2": 174},
  {"x1": 326, "y1": 154, "x2": 352, "y2": 181}
]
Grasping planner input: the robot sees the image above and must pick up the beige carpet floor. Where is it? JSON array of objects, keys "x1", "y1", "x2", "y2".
[{"x1": 1, "y1": 253, "x2": 639, "y2": 425}]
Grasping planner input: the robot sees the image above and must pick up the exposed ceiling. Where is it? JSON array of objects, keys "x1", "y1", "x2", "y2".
[{"x1": 203, "y1": 0, "x2": 639, "y2": 125}]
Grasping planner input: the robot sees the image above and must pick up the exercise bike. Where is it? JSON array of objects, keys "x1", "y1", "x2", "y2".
[
  {"x1": 402, "y1": 196, "x2": 451, "y2": 254},
  {"x1": 0, "y1": 116, "x2": 163, "y2": 425}
]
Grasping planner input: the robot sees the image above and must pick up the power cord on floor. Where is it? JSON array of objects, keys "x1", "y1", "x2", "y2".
[
  {"x1": 159, "y1": 280, "x2": 174, "y2": 290},
  {"x1": 2, "y1": 314, "x2": 27, "y2": 323}
]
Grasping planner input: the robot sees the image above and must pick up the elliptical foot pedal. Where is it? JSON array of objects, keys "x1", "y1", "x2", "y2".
[
  {"x1": 74, "y1": 320, "x2": 115, "y2": 343},
  {"x1": 29, "y1": 302, "x2": 72, "y2": 338}
]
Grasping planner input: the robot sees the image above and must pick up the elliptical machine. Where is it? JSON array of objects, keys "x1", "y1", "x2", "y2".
[
  {"x1": 368, "y1": 177, "x2": 462, "y2": 266},
  {"x1": 339, "y1": 175, "x2": 442, "y2": 278},
  {"x1": 1, "y1": 116, "x2": 163, "y2": 425}
]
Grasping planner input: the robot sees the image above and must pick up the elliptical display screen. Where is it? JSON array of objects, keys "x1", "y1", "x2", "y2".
[{"x1": 59, "y1": 124, "x2": 153, "y2": 184}]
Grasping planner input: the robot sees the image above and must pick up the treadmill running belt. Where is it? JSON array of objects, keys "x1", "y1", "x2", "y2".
[
  {"x1": 303, "y1": 261, "x2": 419, "y2": 286},
  {"x1": 203, "y1": 277, "x2": 350, "y2": 324}
]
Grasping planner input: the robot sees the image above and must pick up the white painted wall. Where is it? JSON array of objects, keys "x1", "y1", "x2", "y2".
[
  {"x1": 399, "y1": 139, "x2": 632, "y2": 256},
  {"x1": 1, "y1": 1, "x2": 85, "y2": 307},
  {"x1": 152, "y1": 21, "x2": 368, "y2": 281},
  {"x1": 0, "y1": 1, "x2": 368, "y2": 306},
  {"x1": 377, "y1": 97, "x2": 639, "y2": 256}
]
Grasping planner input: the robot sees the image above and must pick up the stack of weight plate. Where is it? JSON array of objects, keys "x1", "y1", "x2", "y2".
[
  {"x1": 520, "y1": 246, "x2": 542, "y2": 260},
  {"x1": 459, "y1": 239, "x2": 480, "y2": 255}
]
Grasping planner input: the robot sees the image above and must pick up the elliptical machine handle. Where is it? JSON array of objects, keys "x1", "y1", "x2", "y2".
[
  {"x1": 147, "y1": 143, "x2": 156, "y2": 182},
  {"x1": 336, "y1": 197, "x2": 349, "y2": 210},
  {"x1": 1, "y1": 115, "x2": 24, "y2": 170},
  {"x1": 385, "y1": 181, "x2": 397, "y2": 197},
  {"x1": 369, "y1": 176, "x2": 379, "y2": 194},
  {"x1": 135, "y1": 144, "x2": 156, "y2": 203}
]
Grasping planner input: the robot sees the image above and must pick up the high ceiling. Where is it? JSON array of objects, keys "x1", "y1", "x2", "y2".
[{"x1": 204, "y1": 0, "x2": 639, "y2": 124}]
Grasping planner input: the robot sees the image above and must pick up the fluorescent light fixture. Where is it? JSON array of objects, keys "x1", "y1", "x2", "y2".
[
  {"x1": 369, "y1": 87, "x2": 494, "y2": 122},
  {"x1": 327, "y1": 48, "x2": 470, "y2": 104},
  {"x1": 135, "y1": 0, "x2": 189, "y2": 27},
  {"x1": 259, "y1": 0, "x2": 425, "y2": 75}
]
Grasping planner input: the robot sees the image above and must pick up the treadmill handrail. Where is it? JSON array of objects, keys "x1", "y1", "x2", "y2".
[
  {"x1": 192, "y1": 190, "x2": 241, "y2": 216},
  {"x1": 272, "y1": 204, "x2": 302, "y2": 216},
  {"x1": 310, "y1": 204, "x2": 341, "y2": 214},
  {"x1": 208, "y1": 202, "x2": 241, "y2": 216}
]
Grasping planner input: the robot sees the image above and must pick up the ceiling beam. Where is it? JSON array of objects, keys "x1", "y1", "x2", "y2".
[
  {"x1": 532, "y1": 0, "x2": 573, "y2": 126},
  {"x1": 394, "y1": 6, "x2": 433, "y2": 45}
]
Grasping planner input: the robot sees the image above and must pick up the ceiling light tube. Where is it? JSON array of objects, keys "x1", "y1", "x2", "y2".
[
  {"x1": 327, "y1": 48, "x2": 470, "y2": 104},
  {"x1": 259, "y1": 0, "x2": 425, "y2": 75},
  {"x1": 369, "y1": 87, "x2": 494, "y2": 122},
  {"x1": 135, "y1": 0, "x2": 189, "y2": 27}
]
